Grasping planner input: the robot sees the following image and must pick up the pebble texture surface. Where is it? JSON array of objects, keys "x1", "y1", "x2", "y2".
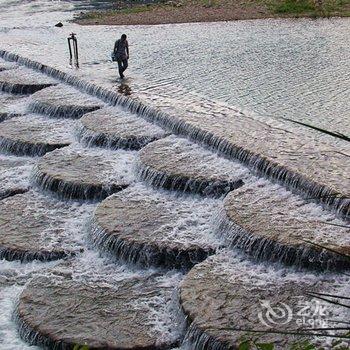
[
  {"x1": 0, "y1": 155, "x2": 34, "y2": 199},
  {"x1": 16, "y1": 260, "x2": 183, "y2": 350},
  {"x1": 0, "y1": 191, "x2": 93, "y2": 261},
  {"x1": 180, "y1": 252, "x2": 350, "y2": 349}
]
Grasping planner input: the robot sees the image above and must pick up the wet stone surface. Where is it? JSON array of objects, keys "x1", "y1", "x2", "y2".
[
  {"x1": 0, "y1": 112, "x2": 20, "y2": 123},
  {"x1": 28, "y1": 84, "x2": 102, "y2": 118},
  {"x1": 0, "y1": 115, "x2": 74, "y2": 156},
  {"x1": 16, "y1": 258, "x2": 183, "y2": 350},
  {"x1": 0, "y1": 67, "x2": 56, "y2": 94},
  {"x1": 0, "y1": 154, "x2": 34, "y2": 200},
  {"x1": 0, "y1": 91, "x2": 28, "y2": 121},
  {"x1": 77, "y1": 107, "x2": 168, "y2": 150},
  {"x1": 91, "y1": 184, "x2": 221, "y2": 269},
  {"x1": 0, "y1": 259, "x2": 58, "y2": 349},
  {"x1": 180, "y1": 251, "x2": 350, "y2": 349},
  {"x1": 0, "y1": 191, "x2": 93, "y2": 262},
  {"x1": 221, "y1": 180, "x2": 350, "y2": 270},
  {"x1": 138, "y1": 136, "x2": 247, "y2": 196},
  {"x1": 33, "y1": 144, "x2": 136, "y2": 200},
  {"x1": 153, "y1": 98, "x2": 350, "y2": 216},
  {"x1": 0, "y1": 61, "x2": 17, "y2": 72}
]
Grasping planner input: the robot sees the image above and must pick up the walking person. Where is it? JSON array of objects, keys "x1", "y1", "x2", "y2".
[{"x1": 113, "y1": 34, "x2": 129, "y2": 79}]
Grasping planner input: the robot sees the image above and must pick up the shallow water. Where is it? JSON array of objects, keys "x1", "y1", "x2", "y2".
[
  {"x1": 0, "y1": 2, "x2": 349, "y2": 349},
  {"x1": 0, "y1": 1, "x2": 349, "y2": 139}
]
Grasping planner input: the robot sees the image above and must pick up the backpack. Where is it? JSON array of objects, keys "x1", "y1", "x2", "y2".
[{"x1": 111, "y1": 39, "x2": 120, "y2": 62}]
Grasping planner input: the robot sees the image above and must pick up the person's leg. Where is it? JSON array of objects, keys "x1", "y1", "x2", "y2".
[
  {"x1": 117, "y1": 59, "x2": 124, "y2": 78},
  {"x1": 122, "y1": 59, "x2": 128, "y2": 73}
]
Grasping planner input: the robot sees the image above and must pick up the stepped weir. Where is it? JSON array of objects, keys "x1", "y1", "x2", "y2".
[
  {"x1": 1, "y1": 50, "x2": 349, "y2": 217},
  {"x1": 0, "y1": 51, "x2": 348, "y2": 350}
]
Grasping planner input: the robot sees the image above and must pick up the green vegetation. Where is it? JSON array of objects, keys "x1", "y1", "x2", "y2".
[
  {"x1": 73, "y1": 345, "x2": 89, "y2": 350},
  {"x1": 237, "y1": 336, "x2": 350, "y2": 349},
  {"x1": 270, "y1": 0, "x2": 350, "y2": 17},
  {"x1": 74, "y1": 5, "x2": 152, "y2": 20},
  {"x1": 273, "y1": 0, "x2": 315, "y2": 14},
  {"x1": 117, "y1": 5, "x2": 153, "y2": 15}
]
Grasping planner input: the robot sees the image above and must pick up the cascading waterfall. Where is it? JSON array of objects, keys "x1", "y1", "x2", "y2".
[
  {"x1": 31, "y1": 165, "x2": 128, "y2": 201},
  {"x1": 0, "y1": 112, "x2": 20, "y2": 122},
  {"x1": 0, "y1": 247, "x2": 67, "y2": 263},
  {"x1": 88, "y1": 184, "x2": 220, "y2": 270},
  {"x1": 75, "y1": 121, "x2": 165, "y2": 150},
  {"x1": 0, "y1": 137, "x2": 67, "y2": 157},
  {"x1": 0, "y1": 49, "x2": 347, "y2": 218},
  {"x1": 89, "y1": 219, "x2": 188, "y2": 269},
  {"x1": 0, "y1": 81, "x2": 52, "y2": 95},
  {"x1": 28, "y1": 100, "x2": 100, "y2": 119},
  {"x1": 135, "y1": 161, "x2": 244, "y2": 197},
  {"x1": 0, "y1": 47, "x2": 349, "y2": 350},
  {"x1": 215, "y1": 210, "x2": 350, "y2": 271},
  {"x1": 30, "y1": 145, "x2": 136, "y2": 201},
  {"x1": 182, "y1": 323, "x2": 228, "y2": 350}
]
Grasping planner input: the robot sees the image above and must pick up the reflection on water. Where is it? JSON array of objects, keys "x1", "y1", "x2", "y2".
[{"x1": 118, "y1": 82, "x2": 132, "y2": 96}]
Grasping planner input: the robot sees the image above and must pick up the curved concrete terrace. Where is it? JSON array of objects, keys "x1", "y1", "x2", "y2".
[
  {"x1": 0, "y1": 50, "x2": 348, "y2": 218},
  {"x1": 0, "y1": 66, "x2": 56, "y2": 94},
  {"x1": 180, "y1": 251, "x2": 350, "y2": 349},
  {"x1": 0, "y1": 114, "x2": 74, "y2": 156},
  {"x1": 219, "y1": 179, "x2": 350, "y2": 271},
  {"x1": 15, "y1": 258, "x2": 183, "y2": 350}
]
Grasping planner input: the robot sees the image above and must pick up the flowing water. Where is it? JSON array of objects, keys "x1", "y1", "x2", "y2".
[
  {"x1": 0, "y1": 1, "x2": 349, "y2": 138},
  {"x1": 0, "y1": 1, "x2": 349, "y2": 349}
]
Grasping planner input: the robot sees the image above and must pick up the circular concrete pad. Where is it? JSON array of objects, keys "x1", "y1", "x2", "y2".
[
  {"x1": 16, "y1": 260, "x2": 183, "y2": 349},
  {"x1": 0, "y1": 154, "x2": 34, "y2": 200},
  {"x1": 180, "y1": 251, "x2": 350, "y2": 349},
  {"x1": 0, "y1": 191, "x2": 93, "y2": 262},
  {"x1": 0, "y1": 67, "x2": 56, "y2": 94},
  {"x1": 0, "y1": 115, "x2": 74, "y2": 156},
  {"x1": 221, "y1": 180, "x2": 350, "y2": 270},
  {"x1": 77, "y1": 107, "x2": 168, "y2": 150},
  {"x1": 29, "y1": 84, "x2": 102, "y2": 118},
  {"x1": 33, "y1": 145, "x2": 136, "y2": 200},
  {"x1": 138, "y1": 136, "x2": 247, "y2": 196},
  {"x1": 91, "y1": 184, "x2": 221, "y2": 269}
]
